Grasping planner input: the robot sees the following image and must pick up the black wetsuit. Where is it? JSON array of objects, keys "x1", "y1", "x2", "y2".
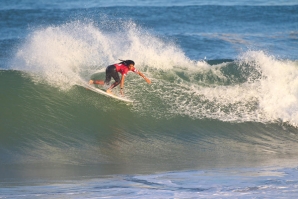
[{"x1": 105, "y1": 65, "x2": 120, "y2": 88}]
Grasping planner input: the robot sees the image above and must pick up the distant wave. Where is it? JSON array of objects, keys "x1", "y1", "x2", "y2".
[{"x1": 0, "y1": 1, "x2": 297, "y2": 11}]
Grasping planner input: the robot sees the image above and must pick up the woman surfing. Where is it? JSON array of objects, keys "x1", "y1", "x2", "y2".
[{"x1": 89, "y1": 60, "x2": 151, "y2": 96}]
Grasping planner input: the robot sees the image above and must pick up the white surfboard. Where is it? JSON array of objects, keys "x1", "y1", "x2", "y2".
[{"x1": 79, "y1": 83, "x2": 133, "y2": 103}]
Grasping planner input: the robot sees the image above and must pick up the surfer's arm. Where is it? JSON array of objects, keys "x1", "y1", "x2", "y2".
[
  {"x1": 137, "y1": 71, "x2": 151, "y2": 84},
  {"x1": 120, "y1": 75, "x2": 125, "y2": 95}
]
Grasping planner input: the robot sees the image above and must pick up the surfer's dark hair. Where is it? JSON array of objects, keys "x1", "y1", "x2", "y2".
[{"x1": 119, "y1": 59, "x2": 135, "y2": 66}]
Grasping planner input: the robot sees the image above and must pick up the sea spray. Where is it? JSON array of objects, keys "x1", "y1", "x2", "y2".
[
  {"x1": 12, "y1": 21, "x2": 108, "y2": 89},
  {"x1": 239, "y1": 51, "x2": 298, "y2": 125},
  {"x1": 11, "y1": 19, "x2": 191, "y2": 90}
]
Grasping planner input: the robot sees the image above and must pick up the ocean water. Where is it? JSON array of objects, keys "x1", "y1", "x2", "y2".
[{"x1": 1, "y1": 0, "x2": 298, "y2": 198}]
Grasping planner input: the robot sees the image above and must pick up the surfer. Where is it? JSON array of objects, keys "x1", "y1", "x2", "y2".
[{"x1": 89, "y1": 60, "x2": 151, "y2": 96}]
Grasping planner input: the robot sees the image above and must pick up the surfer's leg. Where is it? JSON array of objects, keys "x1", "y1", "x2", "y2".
[
  {"x1": 89, "y1": 65, "x2": 114, "y2": 85},
  {"x1": 106, "y1": 66, "x2": 120, "y2": 89},
  {"x1": 93, "y1": 80, "x2": 104, "y2": 85},
  {"x1": 109, "y1": 81, "x2": 120, "y2": 89},
  {"x1": 89, "y1": 79, "x2": 104, "y2": 85},
  {"x1": 104, "y1": 65, "x2": 116, "y2": 85},
  {"x1": 106, "y1": 67, "x2": 121, "y2": 93},
  {"x1": 109, "y1": 71, "x2": 120, "y2": 89}
]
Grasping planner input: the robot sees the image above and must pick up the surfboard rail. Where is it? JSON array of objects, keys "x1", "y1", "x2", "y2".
[{"x1": 78, "y1": 83, "x2": 133, "y2": 103}]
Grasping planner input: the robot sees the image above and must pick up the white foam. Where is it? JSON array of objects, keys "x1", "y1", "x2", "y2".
[
  {"x1": 242, "y1": 51, "x2": 298, "y2": 125},
  {"x1": 11, "y1": 19, "x2": 191, "y2": 90},
  {"x1": 132, "y1": 50, "x2": 298, "y2": 126}
]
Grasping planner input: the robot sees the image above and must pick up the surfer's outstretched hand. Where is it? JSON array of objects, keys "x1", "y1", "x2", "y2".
[{"x1": 145, "y1": 77, "x2": 151, "y2": 84}]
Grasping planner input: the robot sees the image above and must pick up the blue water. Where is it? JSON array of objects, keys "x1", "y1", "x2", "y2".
[{"x1": 1, "y1": 0, "x2": 298, "y2": 198}]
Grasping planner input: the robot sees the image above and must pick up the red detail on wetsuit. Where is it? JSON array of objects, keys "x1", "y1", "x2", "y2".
[{"x1": 114, "y1": 63, "x2": 138, "y2": 76}]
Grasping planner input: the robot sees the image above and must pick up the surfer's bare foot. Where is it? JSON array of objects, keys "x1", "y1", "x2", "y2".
[
  {"x1": 106, "y1": 89, "x2": 113, "y2": 94},
  {"x1": 89, "y1": 80, "x2": 94, "y2": 84}
]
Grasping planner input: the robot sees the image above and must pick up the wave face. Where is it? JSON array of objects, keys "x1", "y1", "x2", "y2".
[
  {"x1": 9, "y1": 20, "x2": 298, "y2": 125},
  {"x1": 1, "y1": 18, "x2": 298, "y2": 179}
]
